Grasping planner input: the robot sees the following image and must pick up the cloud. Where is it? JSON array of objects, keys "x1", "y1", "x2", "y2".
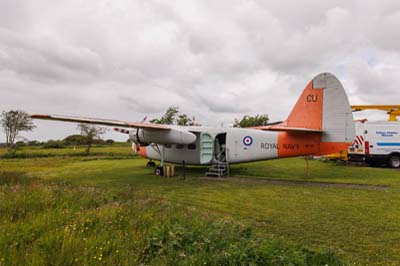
[{"x1": 0, "y1": 28, "x2": 102, "y2": 83}]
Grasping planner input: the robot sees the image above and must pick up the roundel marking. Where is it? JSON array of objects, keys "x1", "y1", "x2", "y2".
[{"x1": 243, "y1": 136, "x2": 253, "y2": 146}]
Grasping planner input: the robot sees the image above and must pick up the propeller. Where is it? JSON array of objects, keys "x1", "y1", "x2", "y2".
[
  {"x1": 114, "y1": 128, "x2": 129, "y2": 134},
  {"x1": 113, "y1": 116, "x2": 151, "y2": 151}
]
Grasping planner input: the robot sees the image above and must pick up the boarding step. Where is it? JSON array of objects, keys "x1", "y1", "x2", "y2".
[{"x1": 206, "y1": 162, "x2": 229, "y2": 177}]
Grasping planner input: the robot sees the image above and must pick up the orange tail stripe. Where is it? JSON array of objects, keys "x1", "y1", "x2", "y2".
[
  {"x1": 277, "y1": 132, "x2": 321, "y2": 157},
  {"x1": 319, "y1": 142, "x2": 351, "y2": 155},
  {"x1": 285, "y1": 80, "x2": 323, "y2": 130},
  {"x1": 277, "y1": 132, "x2": 351, "y2": 157}
]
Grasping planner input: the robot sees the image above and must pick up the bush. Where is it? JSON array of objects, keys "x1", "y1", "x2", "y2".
[
  {"x1": 15, "y1": 141, "x2": 27, "y2": 147},
  {"x1": 42, "y1": 140, "x2": 66, "y2": 149},
  {"x1": 63, "y1": 134, "x2": 87, "y2": 146},
  {"x1": 27, "y1": 140, "x2": 42, "y2": 146}
]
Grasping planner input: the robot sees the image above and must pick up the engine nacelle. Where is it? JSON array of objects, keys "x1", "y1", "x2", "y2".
[
  {"x1": 129, "y1": 128, "x2": 196, "y2": 145},
  {"x1": 129, "y1": 129, "x2": 150, "y2": 146}
]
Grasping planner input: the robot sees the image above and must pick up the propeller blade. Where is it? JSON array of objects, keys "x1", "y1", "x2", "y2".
[{"x1": 114, "y1": 128, "x2": 130, "y2": 134}]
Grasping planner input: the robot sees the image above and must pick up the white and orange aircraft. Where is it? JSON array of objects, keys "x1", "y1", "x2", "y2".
[{"x1": 31, "y1": 73, "x2": 355, "y2": 176}]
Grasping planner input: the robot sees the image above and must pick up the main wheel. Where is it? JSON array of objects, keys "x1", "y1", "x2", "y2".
[
  {"x1": 147, "y1": 161, "x2": 156, "y2": 167},
  {"x1": 388, "y1": 155, "x2": 400, "y2": 168},
  {"x1": 154, "y1": 166, "x2": 164, "y2": 176}
]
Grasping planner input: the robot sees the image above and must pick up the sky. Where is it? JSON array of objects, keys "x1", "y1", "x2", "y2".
[{"x1": 1, "y1": 0, "x2": 400, "y2": 142}]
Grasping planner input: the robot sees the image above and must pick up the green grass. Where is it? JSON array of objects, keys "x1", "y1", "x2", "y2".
[
  {"x1": 1, "y1": 146, "x2": 400, "y2": 265},
  {"x1": 0, "y1": 170, "x2": 342, "y2": 266},
  {"x1": 231, "y1": 158, "x2": 400, "y2": 185},
  {"x1": 0, "y1": 143, "x2": 134, "y2": 159}
]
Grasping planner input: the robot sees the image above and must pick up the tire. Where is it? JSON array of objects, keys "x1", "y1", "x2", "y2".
[
  {"x1": 388, "y1": 155, "x2": 400, "y2": 168},
  {"x1": 154, "y1": 166, "x2": 164, "y2": 176},
  {"x1": 147, "y1": 161, "x2": 156, "y2": 167}
]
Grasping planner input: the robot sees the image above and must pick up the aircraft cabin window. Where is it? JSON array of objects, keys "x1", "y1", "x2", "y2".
[
  {"x1": 188, "y1": 143, "x2": 196, "y2": 150},
  {"x1": 176, "y1": 144, "x2": 185, "y2": 149},
  {"x1": 164, "y1": 144, "x2": 172, "y2": 148}
]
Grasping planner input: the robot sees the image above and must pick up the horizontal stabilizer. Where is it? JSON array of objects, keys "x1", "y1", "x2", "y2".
[{"x1": 254, "y1": 125, "x2": 322, "y2": 133}]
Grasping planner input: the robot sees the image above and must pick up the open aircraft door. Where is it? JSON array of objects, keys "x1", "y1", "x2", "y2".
[{"x1": 200, "y1": 133, "x2": 213, "y2": 164}]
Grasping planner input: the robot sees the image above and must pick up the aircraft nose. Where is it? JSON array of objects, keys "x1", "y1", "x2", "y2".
[{"x1": 139, "y1": 146, "x2": 147, "y2": 158}]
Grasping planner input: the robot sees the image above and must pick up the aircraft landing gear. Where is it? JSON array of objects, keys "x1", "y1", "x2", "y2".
[
  {"x1": 149, "y1": 145, "x2": 166, "y2": 176},
  {"x1": 153, "y1": 145, "x2": 166, "y2": 176},
  {"x1": 146, "y1": 160, "x2": 156, "y2": 167},
  {"x1": 154, "y1": 166, "x2": 164, "y2": 176}
]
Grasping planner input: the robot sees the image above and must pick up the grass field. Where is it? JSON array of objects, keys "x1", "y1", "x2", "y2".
[{"x1": 1, "y1": 144, "x2": 400, "y2": 265}]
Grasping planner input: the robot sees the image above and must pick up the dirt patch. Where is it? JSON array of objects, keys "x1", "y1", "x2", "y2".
[{"x1": 200, "y1": 176, "x2": 390, "y2": 191}]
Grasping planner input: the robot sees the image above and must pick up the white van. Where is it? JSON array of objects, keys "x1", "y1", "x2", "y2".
[{"x1": 348, "y1": 120, "x2": 400, "y2": 168}]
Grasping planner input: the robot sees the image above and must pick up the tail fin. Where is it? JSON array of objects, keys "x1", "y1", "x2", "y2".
[
  {"x1": 256, "y1": 73, "x2": 355, "y2": 157},
  {"x1": 285, "y1": 72, "x2": 355, "y2": 143},
  {"x1": 256, "y1": 73, "x2": 355, "y2": 156}
]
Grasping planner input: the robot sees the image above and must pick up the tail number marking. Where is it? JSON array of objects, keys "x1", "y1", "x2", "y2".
[{"x1": 306, "y1": 94, "x2": 318, "y2": 102}]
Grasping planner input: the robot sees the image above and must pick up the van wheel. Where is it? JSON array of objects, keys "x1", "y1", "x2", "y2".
[{"x1": 388, "y1": 156, "x2": 400, "y2": 168}]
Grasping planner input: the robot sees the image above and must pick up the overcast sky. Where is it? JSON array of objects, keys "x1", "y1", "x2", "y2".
[{"x1": 1, "y1": 0, "x2": 400, "y2": 142}]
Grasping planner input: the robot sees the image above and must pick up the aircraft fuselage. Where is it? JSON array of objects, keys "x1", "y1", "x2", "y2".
[{"x1": 139, "y1": 126, "x2": 347, "y2": 165}]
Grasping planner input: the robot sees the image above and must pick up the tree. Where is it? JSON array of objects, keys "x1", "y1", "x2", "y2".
[
  {"x1": 77, "y1": 123, "x2": 107, "y2": 155},
  {"x1": 177, "y1": 114, "x2": 192, "y2": 126},
  {"x1": 63, "y1": 134, "x2": 87, "y2": 146},
  {"x1": 150, "y1": 106, "x2": 198, "y2": 126},
  {"x1": 1, "y1": 110, "x2": 35, "y2": 156},
  {"x1": 150, "y1": 106, "x2": 179, "y2": 125},
  {"x1": 233, "y1": 114, "x2": 269, "y2": 128}
]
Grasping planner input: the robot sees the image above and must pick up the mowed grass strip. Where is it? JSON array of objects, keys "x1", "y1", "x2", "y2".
[{"x1": 1, "y1": 146, "x2": 400, "y2": 265}]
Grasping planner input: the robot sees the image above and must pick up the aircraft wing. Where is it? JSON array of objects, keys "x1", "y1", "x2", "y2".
[
  {"x1": 31, "y1": 114, "x2": 198, "y2": 145},
  {"x1": 30, "y1": 114, "x2": 171, "y2": 130}
]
